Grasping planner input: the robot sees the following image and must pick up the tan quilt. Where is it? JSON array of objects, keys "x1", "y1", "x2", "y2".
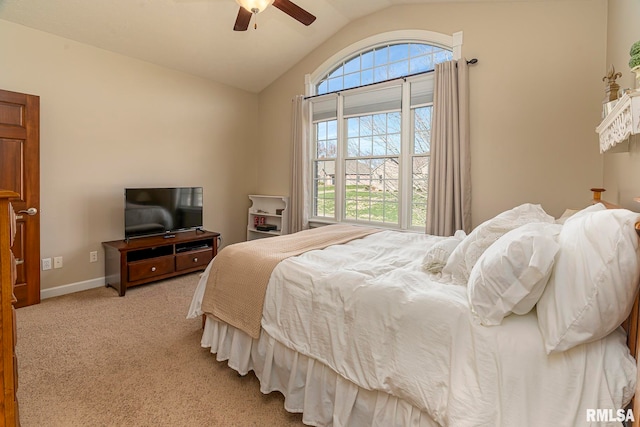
[{"x1": 201, "y1": 224, "x2": 381, "y2": 339}]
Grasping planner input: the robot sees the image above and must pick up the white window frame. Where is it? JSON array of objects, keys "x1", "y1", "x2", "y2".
[
  {"x1": 306, "y1": 30, "x2": 462, "y2": 97},
  {"x1": 305, "y1": 30, "x2": 462, "y2": 230}
]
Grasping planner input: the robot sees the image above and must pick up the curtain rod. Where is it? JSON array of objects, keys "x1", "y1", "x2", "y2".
[{"x1": 304, "y1": 58, "x2": 478, "y2": 100}]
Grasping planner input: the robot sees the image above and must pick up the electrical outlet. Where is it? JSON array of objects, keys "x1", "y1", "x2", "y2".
[
  {"x1": 54, "y1": 256, "x2": 63, "y2": 269},
  {"x1": 90, "y1": 251, "x2": 98, "y2": 263},
  {"x1": 42, "y1": 258, "x2": 52, "y2": 271}
]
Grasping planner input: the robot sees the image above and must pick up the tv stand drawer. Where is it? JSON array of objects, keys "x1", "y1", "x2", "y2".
[
  {"x1": 128, "y1": 255, "x2": 175, "y2": 282},
  {"x1": 176, "y1": 249, "x2": 213, "y2": 272}
]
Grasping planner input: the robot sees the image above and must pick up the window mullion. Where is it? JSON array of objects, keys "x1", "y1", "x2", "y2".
[
  {"x1": 399, "y1": 80, "x2": 412, "y2": 230},
  {"x1": 335, "y1": 95, "x2": 345, "y2": 222}
]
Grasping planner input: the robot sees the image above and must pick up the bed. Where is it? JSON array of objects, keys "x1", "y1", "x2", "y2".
[{"x1": 187, "y1": 201, "x2": 640, "y2": 427}]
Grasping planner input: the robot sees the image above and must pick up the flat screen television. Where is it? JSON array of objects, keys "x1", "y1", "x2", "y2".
[{"x1": 124, "y1": 187, "x2": 203, "y2": 239}]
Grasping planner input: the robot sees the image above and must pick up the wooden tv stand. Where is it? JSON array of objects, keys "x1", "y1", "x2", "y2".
[{"x1": 102, "y1": 229, "x2": 219, "y2": 296}]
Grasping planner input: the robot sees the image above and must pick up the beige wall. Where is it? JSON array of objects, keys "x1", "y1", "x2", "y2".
[
  {"x1": 257, "y1": 0, "x2": 608, "y2": 226},
  {"x1": 0, "y1": 0, "x2": 618, "y2": 292},
  {"x1": 0, "y1": 20, "x2": 258, "y2": 290},
  {"x1": 602, "y1": 0, "x2": 640, "y2": 209}
]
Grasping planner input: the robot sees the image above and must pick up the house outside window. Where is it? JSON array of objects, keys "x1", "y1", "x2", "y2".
[{"x1": 307, "y1": 31, "x2": 460, "y2": 231}]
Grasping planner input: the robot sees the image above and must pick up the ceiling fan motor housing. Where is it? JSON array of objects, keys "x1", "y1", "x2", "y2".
[{"x1": 235, "y1": 0, "x2": 275, "y2": 14}]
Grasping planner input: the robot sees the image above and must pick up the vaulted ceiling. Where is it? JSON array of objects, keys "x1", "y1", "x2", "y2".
[{"x1": 0, "y1": 0, "x2": 509, "y2": 93}]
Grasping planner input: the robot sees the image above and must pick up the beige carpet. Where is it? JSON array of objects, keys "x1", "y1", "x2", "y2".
[{"x1": 15, "y1": 273, "x2": 304, "y2": 427}]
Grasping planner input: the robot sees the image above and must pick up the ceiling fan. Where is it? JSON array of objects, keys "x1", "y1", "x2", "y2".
[{"x1": 233, "y1": 0, "x2": 316, "y2": 31}]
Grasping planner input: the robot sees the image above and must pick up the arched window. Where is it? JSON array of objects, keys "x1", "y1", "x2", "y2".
[
  {"x1": 305, "y1": 31, "x2": 461, "y2": 230},
  {"x1": 316, "y1": 42, "x2": 453, "y2": 95}
]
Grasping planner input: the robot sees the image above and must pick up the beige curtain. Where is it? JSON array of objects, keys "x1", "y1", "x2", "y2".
[
  {"x1": 425, "y1": 59, "x2": 471, "y2": 236},
  {"x1": 289, "y1": 95, "x2": 310, "y2": 233}
]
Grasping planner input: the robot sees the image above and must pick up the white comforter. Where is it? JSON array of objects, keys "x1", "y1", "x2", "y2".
[{"x1": 260, "y1": 230, "x2": 636, "y2": 426}]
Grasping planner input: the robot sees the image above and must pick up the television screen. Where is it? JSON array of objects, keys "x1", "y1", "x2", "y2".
[{"x1": 124, "y1": 187, "x2": 203, "y2": 239}]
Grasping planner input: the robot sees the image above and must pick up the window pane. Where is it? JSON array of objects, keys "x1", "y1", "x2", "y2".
[
  {"x1": 347, "y1": 117, "x2": 359, "y2": 137},
  {"x1": 360, "y1": 116, "x2": 373, "y2": 136},
  {"x1": 436, "y1": 49, "x2": 453, "y2": 63},
  {"x1": 316, "y1": 121, "x2": 327, "y2": 140},
  {"x1": 317, "y1": 80, "x2": 328, "y2": 95},
  {"x1": 389, "y1": 44, "x2": 409, "y2": 62},
  {"x1": 412, "y1": 203, "x2": 426, "y2": 228},
  {"x1": 344, "y1": 198, "x2": 358, "y2": 221},
  {"x1": 372, "y1": 114, "x2": 386, "y2": 135},
  {"x1": 411, "y1": 156, "x2": 429, "y2": 227},
  {"x1": 373, "y1": 135, "x2": 387, "y2": 156},
  {"x1": 361, "y1": 50, "x2": 374, "y2": 69},
  {"x1": 409, "y1": 55, "x2": 430, "y2": 74},
  {"x1": 361, "y1": 69, "x2": 374, "y2": 86},
  {"x1": 384, "y1": 179, "x2": 399, "y2": 200},
  {"x1": 314, "y1": 159, "x2": 335, "y2": 218},
  {"x1": 343, "y1": 56, "x2": 360, "y2": 74},
  {"x1": 415, "y1": 134, "x2": 429, "y2": 155},
  {"x1": 317, "y1": 140, "x2": 326, "y2": 158},
  {"x1": 344, "y1": 72, "x2": 360, "y2": 90},
  {"x1": 370, "y1": 202, "x2": 385, "y2": 221},
  {"x1": 359, "y1": 137, "x2": 372, "y2": 156},
  {"x1": 421, "y1": 55, "x2": 435, "y2": 72},
  {"x1": 414, "y1": 106, "x2": 432, "y2": 154},
  {"x1": 328, "y1": 77, "x2": 343, "y2": 92},
  {"x1": 387, "y1": 134, "x2": 401, "y2": 155},
  {"x1": 327, "y1": 120, "x2": 338, "y2": 139},
  {"x1": 347, "y1": 137, "x2": 359, "y2": 157},
  {"x1": 410, "y1": 43, "x2": 433, "y2": 56},
  {"x1": 388, "y1": 112, "x2": 401, "y2": 133},
  {"x1": 389, "y1": 60, "x2": 409, "y2": 79},
  {"x1": 374, "y1": 46, "x2": 388, "y2": 66},
  {"x1": 374, "y1": 66, "x2": 388, "y2": 82},
  {"x1": 329, "y1": 65, "x2": 344, "y2": 79},
  {"x1": 326, "y1": 139, "x2": 337, "y2": 158},
  {"x1": 413, "y1": 157, "x2": 429, "y2": 183},
  {"x1": 383, "y1": 158, "x2": 398, "y2": 178},
  {"x1": 345, "y1": 160, "x2": 369, "y2": 192}
]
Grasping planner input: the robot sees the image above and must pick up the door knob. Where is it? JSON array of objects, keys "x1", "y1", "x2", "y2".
[{"x1": 18, "y1": 207, "x2": 38, "y2": 216}]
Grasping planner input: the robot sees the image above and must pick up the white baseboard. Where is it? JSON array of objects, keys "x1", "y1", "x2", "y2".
[{"x1": 41, "y1": 277, "x2": 106, "y2": 300}]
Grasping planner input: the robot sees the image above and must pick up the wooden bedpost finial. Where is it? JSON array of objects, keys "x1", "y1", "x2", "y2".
[{"x1": 591, "y1": 188, "x2": 606, "y2": 202}]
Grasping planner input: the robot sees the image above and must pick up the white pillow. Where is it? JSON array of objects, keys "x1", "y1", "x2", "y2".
[
  {"x1": 536, "y1": 208, "x2": 640, "y2": 354},
  {"x1": 422, "y1": 230, "x2": 466, "y2": 274},
  {"x1": 467, "y1": 222, "x2": 561, "y2": 326},
  {"x1": 441, "y1": 203, "x2": 555, "y2": 285}
]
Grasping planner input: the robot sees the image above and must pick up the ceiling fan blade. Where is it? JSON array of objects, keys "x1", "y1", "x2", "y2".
[
  {"x1": 233, "y1": 6, "x2": 252, "y2": 31},
  {"x1": 272, "y1": 0, "x2": 316, "y2": 26}
]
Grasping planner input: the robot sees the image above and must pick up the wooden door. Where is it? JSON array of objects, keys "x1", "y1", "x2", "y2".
[{"x1": 0, "y1": 89, "x2": 40, "y2": 307}]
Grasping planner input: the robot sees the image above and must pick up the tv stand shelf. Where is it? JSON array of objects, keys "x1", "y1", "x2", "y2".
[{"x1": 102, "y1": 229, "x2": 219, "y2": 296}]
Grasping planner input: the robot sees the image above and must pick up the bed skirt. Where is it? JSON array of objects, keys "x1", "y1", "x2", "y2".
[{"x1": 201, "y1": 315, "x2": 439, "y2": 427}]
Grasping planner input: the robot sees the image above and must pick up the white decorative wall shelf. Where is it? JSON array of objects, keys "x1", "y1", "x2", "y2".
[
  {"x1": 247, "y1": 195, "x2": 289, "y2": 241},
  {"x1": 596, "y1": 91, "x2": 640, "y2": 153}
]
